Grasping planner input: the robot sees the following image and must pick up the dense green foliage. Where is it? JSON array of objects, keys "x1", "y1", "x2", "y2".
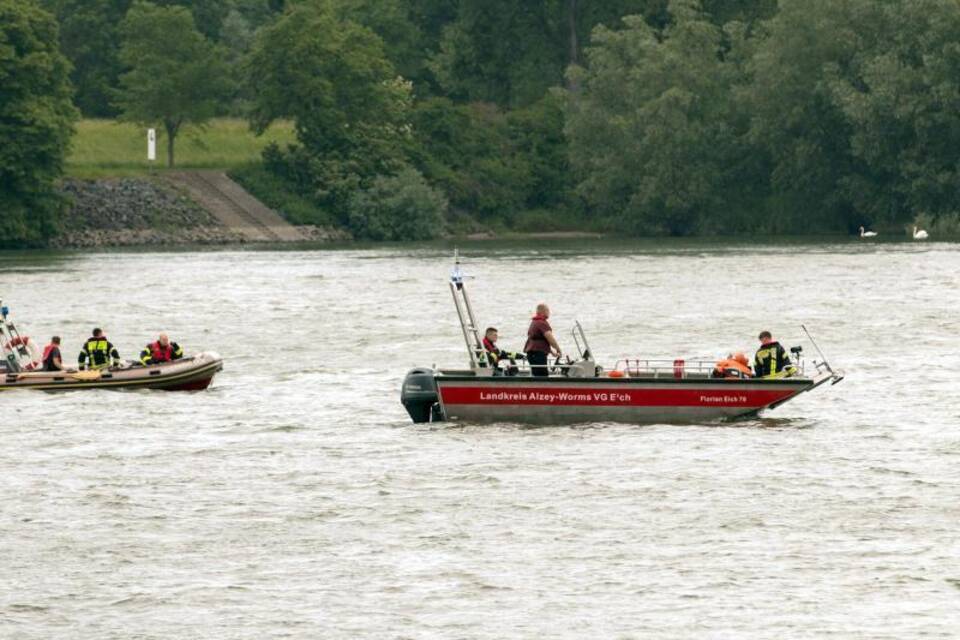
[
  {"x1": 347, "y1": 168, "x2": 448, "y2": 240},
  {"x1": 568, "y1": 0, "x2": 960, "y2": 235},
  {"x1": 115, "y1": 2, "x2": 233, "y2": 167},
  {"x1": 0, "y1": 0, "x2": 77, "y2": 247},
  {"x1": 13, "y1": 0, "x2": 960, "y2": 241},
  {"x1": 247, "y1": 1, "x2": 414, "y2": 226}
]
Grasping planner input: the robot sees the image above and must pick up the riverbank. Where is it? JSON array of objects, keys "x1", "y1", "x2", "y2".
[{"x1": 54, "y1": 178, "x2": 348, "y2": 249}]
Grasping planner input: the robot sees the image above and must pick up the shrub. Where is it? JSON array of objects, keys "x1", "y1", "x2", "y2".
[
  {"x1": 347, "y1": 168, "x2": 448, "y2": 240},
  {"x1": 229, "y1": 162, "x2": 334, "y2": 227}
]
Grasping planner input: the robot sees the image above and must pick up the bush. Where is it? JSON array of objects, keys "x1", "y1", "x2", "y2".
[
  {"x1": 229, "y1": 162, "x2": 334, "y2": 227},
  {"x1": 347, "y1": 168, "x2": 448, "y2": 240}
]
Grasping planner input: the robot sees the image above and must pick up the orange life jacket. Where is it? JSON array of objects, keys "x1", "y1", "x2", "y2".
[{"x1": 713, "y1": 358, "x2": 753, "y2": 379}]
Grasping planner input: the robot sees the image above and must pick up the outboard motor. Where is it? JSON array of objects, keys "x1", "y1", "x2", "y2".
[{"x1": 401, "y1": 368, "x2": 442, "y2": 423}]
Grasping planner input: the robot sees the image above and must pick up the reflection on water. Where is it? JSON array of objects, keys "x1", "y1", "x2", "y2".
[{"x1": 1, "y1": 239, "x2": 958, "y2": 638}]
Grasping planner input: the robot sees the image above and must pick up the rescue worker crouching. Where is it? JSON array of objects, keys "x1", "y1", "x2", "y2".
[
  {"x1": 754, "y1": 330, "x2": 797, "y2": 379},
  {"x1": 712, "y1": 352, "x2": 753, "y2": 379},
  {"x1": 140, "y1": 333, "x2": 184, "y2": 366},
  {"x1": 78, "y1": 328, "x2": 121, "y2": 371},
  {"x1": 482, "y1": 327, "x2": 524, "y2": 376}
]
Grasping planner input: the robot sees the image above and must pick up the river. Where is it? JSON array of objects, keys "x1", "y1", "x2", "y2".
[{"x1": 1, "y1": 239, "x2": 957, "y2": 638}]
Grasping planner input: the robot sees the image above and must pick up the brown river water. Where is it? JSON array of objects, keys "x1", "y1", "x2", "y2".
[{"x1": 0, "y1": 239, "x2": 958, "y2": 638}]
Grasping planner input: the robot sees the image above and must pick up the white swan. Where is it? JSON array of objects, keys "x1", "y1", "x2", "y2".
[
  {"x1": 859, "y1": 226, "x2": 878, "y2": 238},
  {"x1": 913, "y1": 226, "x2": 929, "y2": 240}
]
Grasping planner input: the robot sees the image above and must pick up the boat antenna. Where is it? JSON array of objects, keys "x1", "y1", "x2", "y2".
[
  {"x1": 802, "y1": 324, "x2": 833, "y2": 374},
  {"x1": 451, "y1": 248, "x2": 465, "y2": 290},
  {"x1": 448, "y1": 251, "x2": 488, "y2": 370}
]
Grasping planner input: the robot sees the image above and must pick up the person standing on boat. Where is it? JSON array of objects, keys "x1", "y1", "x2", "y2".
[
  {"x1": 524, "y1": 304, "x2": 561, "y2": 377},
  {"x1": 42, "y1": 336, "x2": 63, "y2": 371},
  {"x1": 139, "y1": 333, "x2": 184, "y2": 365},
  {"x1": 78, "y1": 328, "x2": 121, "y2": 371},
  {"x1": 482, "y1": 327, "x2": 523, "y2": 375},
  {"x1": 754, "y1": 331, "x2": 797, "y2": 379}
]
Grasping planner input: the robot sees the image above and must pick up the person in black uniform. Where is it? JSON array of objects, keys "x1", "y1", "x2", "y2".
[
  {"x1": 78, "y1": 328, "x2": 121, "y2": 371},
  {"x1": 754, "y1": 330, "x2": 797, "y2": 379},
  {"x1": 482, "y1": 327, "x2": 523, "y2": 375}
]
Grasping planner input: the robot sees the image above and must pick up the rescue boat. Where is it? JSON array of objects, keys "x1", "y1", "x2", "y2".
[
  {"x1": 400, "y1": 259, "x2": 843, "y2": 426},
  {"x1": 0, "y1": 300, "x2": 222, "y2": 392}
]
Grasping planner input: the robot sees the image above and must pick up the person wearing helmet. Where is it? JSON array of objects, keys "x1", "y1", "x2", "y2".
[
  {"x1": 712, "y1": 352, "x2": 753, "y2": 379},
  {"x1": 754, "y1": 331, "x2": 797, "y2": 379}
]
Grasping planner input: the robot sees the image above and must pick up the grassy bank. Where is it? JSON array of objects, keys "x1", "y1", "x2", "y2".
[{"x1": 67, "y1": 119, "x2": 295, "y2": 178}]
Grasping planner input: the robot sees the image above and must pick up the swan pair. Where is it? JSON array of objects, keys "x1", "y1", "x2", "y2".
[{"x1": 858, "y1": 225, "x2": 929, "y2": 240}]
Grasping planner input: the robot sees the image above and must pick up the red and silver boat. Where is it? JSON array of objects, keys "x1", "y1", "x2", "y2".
[
  {"x1": 1, "y1": 300, "x2": 222, "y2": 392},
  {"x1": 401, "y1": 260, "x2": 843, "y2": 425}
]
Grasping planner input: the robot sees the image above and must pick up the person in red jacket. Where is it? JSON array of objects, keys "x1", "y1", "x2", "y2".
[
  {"x1": 42, "y1": 336, "x2": 63, "y2": 371},
  {"x1": 139, "y1": 333, "x2": 184, "y2": 365}
]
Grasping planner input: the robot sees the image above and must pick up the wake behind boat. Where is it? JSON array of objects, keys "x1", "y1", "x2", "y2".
[
  {"x1": 1, "y1": 300, "x2": 222, "y2": 392},
  {"x1": 401, "y1": 258, "x2": 843, "y2": 425}
]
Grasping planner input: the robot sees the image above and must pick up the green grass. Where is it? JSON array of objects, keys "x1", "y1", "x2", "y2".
[{"x1": 66, "y1": 118, "x2": 296, "y2": 178}]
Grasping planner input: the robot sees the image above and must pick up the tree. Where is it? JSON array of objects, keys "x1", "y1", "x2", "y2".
[
  {"x1": 115, "y1": 2, "x2": 232, "y2": 167},
  {"x1": 40, "y1": 0, "x2": 132, "y2": 117},
  {"x1": 430, "y1": 0, "x2": 567, "y2": 106},
  {"x1": 332, "y1": 0, "x2": 426, "y2": 87},
  {"x1": 566, "y1": 1, "x2": 744, "y2": 235},
  {"x1": 826, "y1": 0, "x2": 960, "y2": 228},
  {"x1": 155, "y1": 0, "x2": 230, "y2": 40},
  {"x1": 429, "y1": 1, "x2": 673, "y2": 106},
  {"x1": 247, "y1": 0, "x2": 412, "y2": 213},
  {"x1": 744, "y1": 0, "x2": 887, "y2": 232},
  {"x1": 0, "y1": 0, "x2": 77, "y2": 246}
]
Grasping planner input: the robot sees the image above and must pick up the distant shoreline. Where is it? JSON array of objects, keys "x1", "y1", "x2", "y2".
[{"x1": 463, "y1": 231, "x2": 606, "y2": 240}]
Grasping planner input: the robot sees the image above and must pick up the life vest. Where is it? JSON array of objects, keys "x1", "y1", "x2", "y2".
[
  {"x1": 713, "y1": 357, "x2": 753, "y2": 379},
  {"x1": 525, "y1": 315, "x2": 552, "y2": 354},
  {"x1": 82, "y1": 337, "x2": 113, "y2": 369},
  {"x1": 150, "y1": 341, "x2": 174, "y2": 363}
]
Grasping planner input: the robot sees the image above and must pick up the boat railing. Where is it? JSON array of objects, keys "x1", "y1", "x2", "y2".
[
  {"x1": 613, "y1": 356, "x2": 811, "y2": 379},
  {"x1": 614, "y1": 358, "x2": 718, "y2": 379}
]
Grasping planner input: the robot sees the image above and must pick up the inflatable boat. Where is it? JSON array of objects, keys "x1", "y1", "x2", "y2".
[
  {"x1": 0, "y1": 352, "x2": 222, "y2": 392},
  {"x1": 1, "y1": 300, "x2": 222, "y2": 392},
  {"x1": 401, "y1": 259, "x2": 843, "y2": 426}
]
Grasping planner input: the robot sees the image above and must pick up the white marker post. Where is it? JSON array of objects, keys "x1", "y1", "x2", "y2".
[{"x1": 147, "y1": 128, "x2": 157, "y2": 162}]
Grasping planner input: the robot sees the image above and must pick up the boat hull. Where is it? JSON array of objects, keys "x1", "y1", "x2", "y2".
[
  {"x1": 0, "y1": 352, "x2": 223, "y2": 392},
  {"x1": 433, "y1": 374, "x2": 816, "y2": 425}
]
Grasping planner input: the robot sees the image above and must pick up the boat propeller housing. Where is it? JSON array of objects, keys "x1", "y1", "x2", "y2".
[{"x1": 401, "y1": 368, "x2": 441, "y2": 423}]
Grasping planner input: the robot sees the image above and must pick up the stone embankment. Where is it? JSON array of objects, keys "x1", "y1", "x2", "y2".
[{"x1": 53, "y1": 176, "x2": 348, "y2": 248}]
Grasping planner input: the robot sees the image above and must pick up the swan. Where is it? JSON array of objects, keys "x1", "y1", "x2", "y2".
[
  {"x1": 913, "y1": 226, "x2": 929, "y2": 240},
  {"x1": 859, "y1": 226, "x2": 878, "y2": 238}
]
